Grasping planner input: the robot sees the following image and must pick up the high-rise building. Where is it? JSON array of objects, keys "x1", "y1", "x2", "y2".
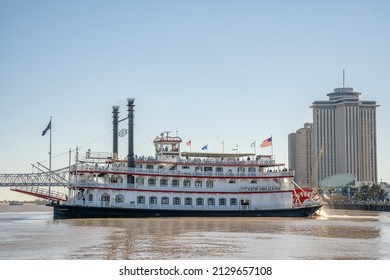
[
  {"x1": 311, "y1": 87, "x2": 379, "y2": 187},
  {"x1": 288, "y1": 133, "x2": 297, "y2": 173},
  {"x1": 288, "y1": 123, "x2": 313, "y2": 187}
]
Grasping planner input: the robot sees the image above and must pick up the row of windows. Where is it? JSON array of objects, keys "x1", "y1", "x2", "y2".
[
  {"x1": 140, "y1": 164, "x2": 258, "y2": 173},
  {"x1": 90, "y1": 193, "x2": 244, "y2": 207},
  {"x1": 136, "y1": 195, "x2": 238, "y2": 206},
  {"x1": 137, "y1": 177, "x2": 216, "y2": 187},
  {"x1": 136, "y1": 178, "x2": 259, "y2": 187}
]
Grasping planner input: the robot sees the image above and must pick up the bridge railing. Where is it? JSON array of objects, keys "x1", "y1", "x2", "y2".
[{"x1": 0, "y1": 166, "x2": 70, "y2": 188}]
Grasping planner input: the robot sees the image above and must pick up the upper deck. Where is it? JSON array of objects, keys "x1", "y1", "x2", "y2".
[
  {"x1": 72, "y1": 159, "x2": 294, "y2": 180},
  {"x1": 136, "y1": 154, "x2": 282, "y2": 167},
  {"x1": 75, "y1": 131, "x2": 293, "y2": 180}
]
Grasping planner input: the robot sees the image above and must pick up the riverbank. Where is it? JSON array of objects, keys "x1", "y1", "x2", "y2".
[{"x1": 328, "y1": 201, "x2": 390, "y2": 212}]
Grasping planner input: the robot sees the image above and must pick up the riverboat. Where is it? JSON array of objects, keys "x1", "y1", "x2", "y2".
[{"x1": 51, "y1": 99, "x2": 323, "y2": 219}]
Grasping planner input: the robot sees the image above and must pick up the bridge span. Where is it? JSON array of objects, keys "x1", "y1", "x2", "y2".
[{"x1": 0, "y1": 166, "x2": 71, "y2": 202}]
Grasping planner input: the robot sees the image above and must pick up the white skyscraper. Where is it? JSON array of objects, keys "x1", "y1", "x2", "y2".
[{"x1": 311, "y1": 87, "x2": 379, "y2": 187}]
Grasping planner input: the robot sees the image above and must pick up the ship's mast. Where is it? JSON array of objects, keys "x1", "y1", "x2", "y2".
[
  {"x1": 127, "y1": 98, "x2": 135, "y2": 184},
  {"x1": 112, "y1": 106, "x2": 120, "y2": 160}
]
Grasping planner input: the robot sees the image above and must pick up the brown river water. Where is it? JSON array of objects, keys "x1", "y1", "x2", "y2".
[{"x1": 0, "y1": 204, "x2": 389, "y2": 260}]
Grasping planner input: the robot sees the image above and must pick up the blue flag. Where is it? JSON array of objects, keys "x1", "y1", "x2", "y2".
[
  {"x1": 201, "y1": 145, "x2": 208, "y2": 150},
  {"x1": 42, "y1": 121, "x2": 51, "y2": 136}
]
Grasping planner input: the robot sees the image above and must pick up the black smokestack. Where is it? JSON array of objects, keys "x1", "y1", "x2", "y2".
[
  {"x1": 127, "y1": 98, "x2": 135, "y2": 184},
  {"x1": 112, "y1": 106, "x2": 119, "y2": 160}
]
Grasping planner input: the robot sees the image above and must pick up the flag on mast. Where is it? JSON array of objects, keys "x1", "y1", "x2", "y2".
[
  {"x1": 41, "y1": 117, "x2": 53, "y2": 203},
  {"x1": 186, "y1": 140, "x2": 192, "y2": 152},
  {"x1": 42, "y1": 120, "x2": 51, "y2": 136},
  {"x1": 260, "y1": 137, "x2": 272, "y2": 148},
  {"x1": 232, "y1": 144, "x2": 238, "y2": 151},
  {"x1": 201, "y1": 145, "x2": 208, "y2": 150}
]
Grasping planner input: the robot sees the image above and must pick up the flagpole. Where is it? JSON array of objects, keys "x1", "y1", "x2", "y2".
[
  {"x1": 49, "y1": 116, "x2": 52, "y2": 204},
  {"x1": 271, "y1": 135, "x2": 274, "y2": 160}
]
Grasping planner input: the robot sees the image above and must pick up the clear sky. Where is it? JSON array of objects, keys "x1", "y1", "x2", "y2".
[{"x1": 1, "y1": 0, "x2": 389, "y2": 200}]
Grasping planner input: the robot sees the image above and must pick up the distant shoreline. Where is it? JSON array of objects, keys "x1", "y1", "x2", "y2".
[
  {"x1": 327, "y1": 202, "x2": 390, "y2": 212},
  {"x1": 0, "y1": 200, "x2": 47, "y2": 205}
]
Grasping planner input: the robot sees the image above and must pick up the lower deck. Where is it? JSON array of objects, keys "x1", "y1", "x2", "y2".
[
  {"x1": 66, "y1": 187, "x2": 300, "y2": 212},
  {"x1": 52, "y1": 203, "x2": 323, "y2": 219}
]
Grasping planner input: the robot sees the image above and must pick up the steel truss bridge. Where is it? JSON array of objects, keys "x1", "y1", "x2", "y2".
[{"x1": 0, "y1": 166, "x2": 71, "y2": 202}]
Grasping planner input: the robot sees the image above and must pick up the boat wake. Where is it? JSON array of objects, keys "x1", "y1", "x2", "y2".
[{"x1": 317, "y1": 208, "x2": 379, "y2": 220}]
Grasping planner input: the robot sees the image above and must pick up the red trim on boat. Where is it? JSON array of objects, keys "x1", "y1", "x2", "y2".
[
  {"x1": 73, "y1": 169, "x2": 293, "y2": 180},
  {"x1": 70, "y1": 186, "x2": 294, "y2": 195}
]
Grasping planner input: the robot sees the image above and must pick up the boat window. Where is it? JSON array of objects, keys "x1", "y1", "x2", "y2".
[
  {"x1": 115, "y1": 194, "x2": 124, "y2": 203},
  {"x1": 146, "y1": 164, "x2": 154, "y2": 170},
  {"x1": 195, "y1": 180, "x2": 202, "y2": 188},
  {"x1": 111, "y1": 175, "x2": 121, "y2": 183},
  {"x1": 230, "y1": 198, "x2": 238, "y2": 206},
  {"x1": 206, "y1": 180, "x2": 214, "y2": 188},
  {"x1": 204, "y1": 166, "x2": 213, "y2": 172},
  {"x1": 149, "y1": 196, "x2": 157, "y2": 205},
  {"x1": 173, "y1": 197, "x2": 181, "y2": 206},
  {"x1": 185, "y1": 197, "x2": 192, "y2": 206},
  {"x1": 101, "y1": 193, "x2": 110, "y2": 202},
  {"x1": 196, "y1": 197, "x2": 204, "y2": 206},
  {"x1": 101, "y1": 193, "x2": 110, "y2": 207},
  {"x1": 172, "y1": 179, "x2": 180, "y2": 187},
  {"x1": 148, "y1": 178, "x2": 156, "y2": 186},
  {"x1": 238, "y1": 167, "x2": 245, "y2": 173},
  {"x1": 182, "y1": 166, "x2": 190, "y2": 170},
  {"x1": 259, "y1": 167, "x2": 265, "y2": 172},
  {"x1": 250, "y1": 180, "x2": 257, "y2": 184},
  {"x1": 208, "y1": 198, "x2": 215, "y2": 206},
  {"x1": 136, "y1": 177, "x2": 145, "y2": 185},
  {"x1": 136, "y1": 164, "x2": 143, "y2": 169},
  {"x1": 195, "y1": 166, "x2": 203, "y2": 173},
  {"x1": 241, "y1": 199, "x2": 250, "y2": 206},
  {"x1": 88, "y1": 193, "x2": 93, "y2": 202},
  {"x1": 137, "y1": 196, "x2": 145, "y2": 204},
  {"x1": 184, "y1": 179, "x2": 191, "y2": 187},
  {"x1": 216, "y1": 167, "x2": 223, "y2": 173},
  {"x1": 219, "y1": 198, "x2": 226, "y2": 206},
  {"x1": 161, "y1": 196, "x2": 169, "y2": 205},
  {"x1": 229, "y1": 180, "x2": 236, "y2": 184},
  {"x1": 248, "y1": 167, "x2": 256, "y2": 173},
  {"x1": 160, "y1": 178, "x2": 168, "y2": 187}
]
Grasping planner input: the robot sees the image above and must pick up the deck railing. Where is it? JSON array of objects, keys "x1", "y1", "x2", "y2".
[{"x1": 72, "y1": 165, "x2": 294, "y2": 178}]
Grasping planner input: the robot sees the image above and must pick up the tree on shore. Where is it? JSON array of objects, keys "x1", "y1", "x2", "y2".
[{"x1": 354, "y1": 184, "x2": 388, "y2": 202}]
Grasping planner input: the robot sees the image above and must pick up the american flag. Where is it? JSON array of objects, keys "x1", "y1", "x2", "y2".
[{"x1": 260, "y1": 137, "x2": 272, "y2": 148}]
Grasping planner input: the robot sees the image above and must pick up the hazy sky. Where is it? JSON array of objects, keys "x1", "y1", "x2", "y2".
[{"x1": 1, "y1": 0, "x2": 389, "y2": 200}]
